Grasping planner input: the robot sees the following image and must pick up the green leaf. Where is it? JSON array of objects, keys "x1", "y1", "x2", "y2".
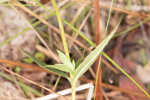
[
  {"x1": 75, "y1": 58, "x2": 82, "y2": 69},
  {"x1": 23, "y1": 50, "x2": 69, "y2": 78},
  {"x1": 45, "y1": 64, "x2": 74, "y2": 74},
  {"x1": 0, "y1": 0, "x2": 9, "y2": 3},
  {"x1": 72, "y1": 60, "x2": 75, "y2": 67},
  {"x1": 46, "y1": 67, "x2": 69, "y2": 78},
  {"x1": 74, "y1": 24, "x2": 120, "y2": 82},
  {"x1": 57, "y1": 50, "x2": 74, "y2": 70}
]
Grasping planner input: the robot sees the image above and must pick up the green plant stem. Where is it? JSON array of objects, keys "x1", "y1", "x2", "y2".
[
  {"x1": 71, "y1": 81, "x2": 76, "y2": 100},
  {"x1": 51, "y1": 0, "x2": 70, "y2": 59}
]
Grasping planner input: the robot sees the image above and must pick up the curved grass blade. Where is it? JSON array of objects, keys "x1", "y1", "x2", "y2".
[{"x1": 73, "y1": 23, "x2": 120, "y2": 82}]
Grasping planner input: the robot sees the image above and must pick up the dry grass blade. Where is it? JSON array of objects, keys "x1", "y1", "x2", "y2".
[
  {"x1": 92, "y1": 0, "x2": 102, "y2": 99},
  {"x1": 0, "y1": 65, "x2": 52, "y2": 93},
  {"x1": 0, "y1": 59, "x2": 55, "y2": 74},
  {"x1": 102, "y1": 83, "x2": 149, "y2": 99},
  {"x1": 0, "y1": 65, "x2": 68, "y2": 100},
  {"x1": 12, "y1": 1, "x2": 90, "y2": 52},
  {"x1": 36, "y1": 45, "x2": 61, "y2": 63}
]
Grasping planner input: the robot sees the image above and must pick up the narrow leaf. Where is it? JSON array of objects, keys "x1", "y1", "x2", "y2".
[
  {"x1": 24, "y1": 50, "x2": 69, "y2": 78},
  {"x1": 46, "y1": 67, "x2": 69, "y2": 78},
  {"x1": 72, "y1": 60, "x2": 75, "y2": 67},
  {"x1": 57, "y1": 50, "x2": 74, "y2": 70},
  {"x1": 45, "y1": 64, "x2": 74, "y2": 74},
  {"x1": 74, "y1": 24, "x2": 120, "y2": 82}
]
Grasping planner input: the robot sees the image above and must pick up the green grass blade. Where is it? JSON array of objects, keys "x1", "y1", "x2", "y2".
[
  {"x1": 63, "y1": 19, "x2": 96, "y2": 47},
  {"x1": 74, "y1": 23, "x2": 120, "y2": 82},
  {"x1": 114, "y1": 17, "x2": 150, "y2": 38},
  {"x1": 102, "y1": 52, "x2": 150, "y2": 98}
]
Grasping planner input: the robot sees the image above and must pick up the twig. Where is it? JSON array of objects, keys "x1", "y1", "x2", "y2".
[
  {"x1": 92, "y1": 0, "x2": 102, "y2": 99},
  {"x1": 12, "y1": 1, "x2": 90, "y2": 52},
  {"x1": 0, "y1": 65, "x2": 68, "y2": 100},
  {"x1": 35, "y1": 83, "x2": 94, "y2": 100},
  {"x1": 36, "y1": 45, "x2": 61, "y2": 63}
]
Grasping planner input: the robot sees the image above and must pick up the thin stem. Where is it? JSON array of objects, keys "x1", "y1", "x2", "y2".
[
  {"x1": 94, "y1": 56, "x2": 102, "y2": 100},
  {"x1": 53, "y1": 76, "x2": 61, "y2": 91},
  {"x1": 105, "y1": 0, "x2": 114, "y2": 34},
  {"x1": 51, "y1": 0, "x2": 70, "y2": 59},
  {"x1": 102, "y1": 52, "x2": 150, "y2": 98},
  {"x1": 71, "y1": 82, "x2": 76, "y2": 100}
]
